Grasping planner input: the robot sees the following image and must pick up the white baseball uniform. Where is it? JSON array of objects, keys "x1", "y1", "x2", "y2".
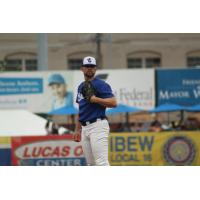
[
  {"x1": 81, "y1": 119, "x2": 110, "y2": 166},
  {"x1": 76, "y1": 77, "x2": 114, "y2": 166}
]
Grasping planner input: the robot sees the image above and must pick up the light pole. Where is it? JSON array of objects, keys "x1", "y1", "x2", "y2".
[
  {"x1": 37, "y1": 33, "x2": 48, "y2": 71},
  {"x1": 95, "y1": 33, "x2": 103, "y2": 68}
]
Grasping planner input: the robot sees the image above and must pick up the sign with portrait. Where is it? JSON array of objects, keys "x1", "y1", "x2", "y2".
[{"x1": 0, "y1": 71, "x2": 74, "y2": 113}]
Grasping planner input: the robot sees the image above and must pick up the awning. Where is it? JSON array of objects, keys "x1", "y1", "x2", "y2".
[{"x1": 106, "y1": 104, "x2": 142, "y2": 115}]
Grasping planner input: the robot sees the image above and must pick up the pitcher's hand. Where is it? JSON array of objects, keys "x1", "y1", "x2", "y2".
[{"x1": 73, "y1": 132, "x2": 81, "y2": 142}]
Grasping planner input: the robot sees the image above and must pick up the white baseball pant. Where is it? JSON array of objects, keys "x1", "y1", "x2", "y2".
[{"x1": 81, "y1": 119, "x2": 110, "y2": 166}]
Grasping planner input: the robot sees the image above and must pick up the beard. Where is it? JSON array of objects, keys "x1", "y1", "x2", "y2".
[{"x1": 85, "y1": 71, "x2": 95, "y2": 79}]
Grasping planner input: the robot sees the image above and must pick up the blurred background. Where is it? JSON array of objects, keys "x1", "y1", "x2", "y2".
[
  {"x1": 1, "y1": 33, "x2": 200, "y2": 71},
  {"x1": 1, "y1": 33, "x2": 200, "y2": 166}
]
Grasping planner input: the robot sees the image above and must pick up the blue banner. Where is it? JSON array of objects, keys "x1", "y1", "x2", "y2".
[
  {"x1": 18, "y1": 158, "x2": 86, "y2": 166},
  {"x1": 0, "y1": 149, "x2": 11, "y2": 166},
  {"x1": 156, "y1": 69, "x2": 200, "y2": 106},
  {"x1": 0, "y1": 78, "x2": 43, "y2": 95}
]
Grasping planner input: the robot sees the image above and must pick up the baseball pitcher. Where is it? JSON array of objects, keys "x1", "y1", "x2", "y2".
[{"x1": 74, "y1": 56, "x2": 117, "y2": 166}]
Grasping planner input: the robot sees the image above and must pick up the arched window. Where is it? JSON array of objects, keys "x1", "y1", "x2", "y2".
[
  {"x1": 127, "y1": 51, "x2": 161, "y2": 69},
  {"x1": 67, "y1": 51, "x2": 94, "y2": 70},
  {"x1": 187, "y1": 50, "x2": 200, "y2": 67},
  {"x1": 4, "y1": 52, "x2": 37, "y2": 71}
]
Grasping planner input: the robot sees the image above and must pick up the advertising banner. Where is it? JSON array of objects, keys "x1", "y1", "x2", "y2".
[
  {"x1": 0, "y1": 71, "x2": 74, "y2": 113},
  {"x1": 0, "y1": 137, "x2": 11, "y2": 166},
  {"x1": 109, "y1": 132, "x2": 200, "y2": 166},
  {"x1": 74, "y1": 69, "x2": 155, "y2": 110},
  {"x1": 0, "y1": 69, "x2": 155, "y2": 112},
  {"x1": 156, "y1": 68, "x2": 200, "y2": 106},
  {"x1": 11, "y1": 135, "x2": 86, "y2": 166}
]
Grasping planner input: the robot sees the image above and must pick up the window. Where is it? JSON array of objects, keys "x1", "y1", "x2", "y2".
[
  {"x1": 187, "y1": 50, "x2": 200, "y2": 67},
  {"x1": 127, "y1": 58, "x2": 142, "y2": 68},
  {"x1": 127, "y1": 51, "x2": 161, "y2": 68},
  {"x1": 146, "y1": 58, "x2": 161, "y2": 68},
  {"x1": 4, "y1": 52, "x2": 37, "y2": 71},
  {"x1": 4, "y1": 59, "x2": 22, "y2": 71},
  {"x1": 68, "y1": 59, "x2": 82, "y2": 70},
  {"x1": 187, "y1": 57, "x2": 200, "y2": 67},
  {"x1": 25, "y1": 59, "x2": 37, "y2": 71}
]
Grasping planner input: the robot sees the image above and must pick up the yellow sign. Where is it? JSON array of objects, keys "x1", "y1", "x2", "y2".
[
  {"x1": 0, "y1": 137, "x2": 11, "y2": 148},
  {"x1": 109, "y1": 132, "x2": 200, "y2": 166}
]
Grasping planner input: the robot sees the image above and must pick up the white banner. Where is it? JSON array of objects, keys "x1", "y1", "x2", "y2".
[
  {"x1": 74, "y1": 69, "x2": 155, "y2": 109},
  {"x1": 0, "y1": 71, "x2": 74, "y2": 113}
]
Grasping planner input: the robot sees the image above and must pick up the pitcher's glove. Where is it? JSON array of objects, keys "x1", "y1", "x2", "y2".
[{"x1": 81, "y1": 81, "x2": 96, "y2": 102}]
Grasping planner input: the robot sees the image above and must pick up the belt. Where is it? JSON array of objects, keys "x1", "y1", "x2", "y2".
[{"x1": 80, "y1": 117, "x2": 107, "y2": 126}]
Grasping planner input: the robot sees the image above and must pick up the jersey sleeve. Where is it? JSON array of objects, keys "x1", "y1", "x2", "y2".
[
  {"x1": 76, "y1": 86, "x2": 80, "y2": 103},
  {"x1": 98, "y1": 82, "x2": 114, "y2": 98}
]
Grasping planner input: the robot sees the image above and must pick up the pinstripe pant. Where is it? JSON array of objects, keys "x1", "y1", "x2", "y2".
[{"x1": 81, "y1": 119, "x2": 110, "y2": 166}]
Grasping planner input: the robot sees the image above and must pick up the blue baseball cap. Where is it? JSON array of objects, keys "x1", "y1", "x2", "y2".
[{"x1": 48, "y1": 74, "x2": 66, "y2": 85}]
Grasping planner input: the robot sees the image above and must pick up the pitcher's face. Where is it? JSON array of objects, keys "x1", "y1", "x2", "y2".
[{"x1": 81, "y1": 66, "x2": 97, "y2": 79}]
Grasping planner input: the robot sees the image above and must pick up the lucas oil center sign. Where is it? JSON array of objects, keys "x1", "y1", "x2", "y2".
[{"x1": 11, "y1": 135, "x2": 86, "y2": 166}]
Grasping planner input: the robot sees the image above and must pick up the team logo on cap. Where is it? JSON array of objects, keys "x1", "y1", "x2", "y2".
[
  {"x1": 87, "y1": 58, "x2": 92, "y2": 63},
  {"x1": 163, "y1": 135, "x2": 196, "y2": 165}
]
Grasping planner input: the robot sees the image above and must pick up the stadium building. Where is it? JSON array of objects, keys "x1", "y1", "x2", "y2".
[{"x1": 0, "y1": 33, "x2": 200, "y2": 71}]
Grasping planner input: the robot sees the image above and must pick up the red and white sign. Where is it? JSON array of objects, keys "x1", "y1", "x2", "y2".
[{"x1": 11, "y1": 135, "x2": 86, "y2": 166}]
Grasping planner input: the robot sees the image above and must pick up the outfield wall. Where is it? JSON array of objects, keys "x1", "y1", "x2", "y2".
[
  {"x1": 1, "y1": 132, "x2": 200, "y2": 166},
  {"x1": 109, "y1": 132, "x2": 199, "y2": 166}
]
